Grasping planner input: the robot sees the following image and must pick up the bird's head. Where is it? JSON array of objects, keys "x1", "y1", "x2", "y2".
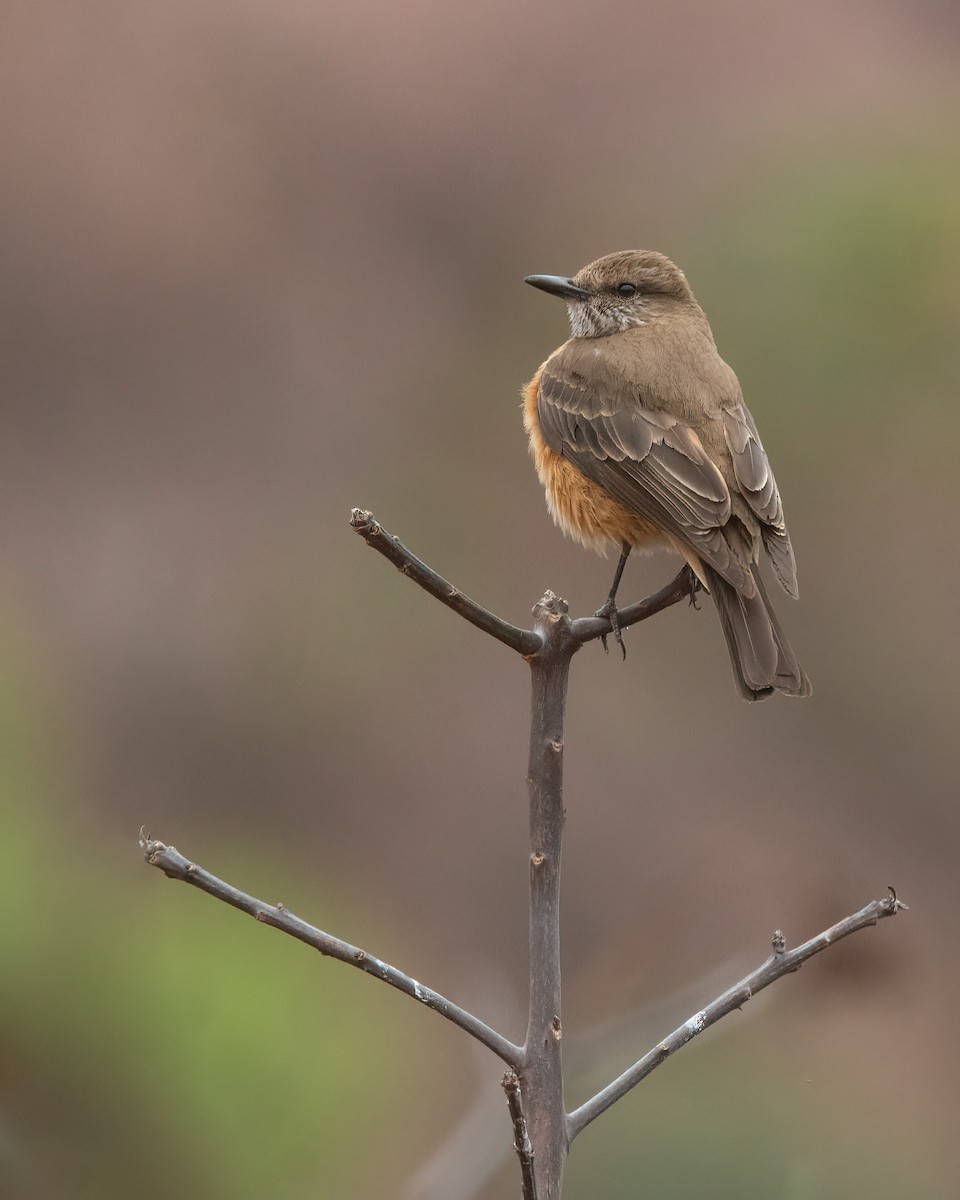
[{"x1": 525, "y1": 249, "x2": 694, "y2": 338}]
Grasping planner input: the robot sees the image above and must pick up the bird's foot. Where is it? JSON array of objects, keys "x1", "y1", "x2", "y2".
[
  {"x1": 595, "y1": 597, "x2": 626, "y2": 660},
  {"x1": 686, "y1": 567, "x2": 704, "y2": 610}
]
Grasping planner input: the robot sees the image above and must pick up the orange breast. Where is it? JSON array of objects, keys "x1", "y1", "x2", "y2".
[{"x1": 522, "y1": 367, "x2": 677, "y2": 557}]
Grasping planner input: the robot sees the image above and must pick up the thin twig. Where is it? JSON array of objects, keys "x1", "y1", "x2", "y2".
[
  {"x1": 570, "y1": 565, "x2": 698, "y2": 646},
  {"x1": 398, "y1": 1064, "x2": 510, "y2": 1200},
  {"x1": 350, "y1": 509, "x2": 541, "y2": 656},
  {"x1": 566, "y1": 889, "x2": 907, "y2": 1140},
  {"x1": 502, "y1": 1072, "x2": 539, "y2": 1200},
  {"x1": 140, "y1": 830, "x2": 523, "y2": 1069}
]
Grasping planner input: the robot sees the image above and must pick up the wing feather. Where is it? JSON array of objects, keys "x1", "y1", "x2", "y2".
[
  {"x1": 538, "y1": 365, "x2": 758, "y2": 594},
  {"x1": 721, "y1": 400, "x2": 798, "y2": 596}
]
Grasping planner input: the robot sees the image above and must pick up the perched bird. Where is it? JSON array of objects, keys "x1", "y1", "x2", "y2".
[{"x1": 523, "y1": 249, "x2": 810, "y2": 701}]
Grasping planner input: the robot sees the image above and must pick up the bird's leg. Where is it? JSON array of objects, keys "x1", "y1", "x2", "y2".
[
  {"x1": 595, "y1": 543, "x2": 631, "y2": 659},
  {"x1": 685, "y1": 565, "x2": 704, "y2": 609}
]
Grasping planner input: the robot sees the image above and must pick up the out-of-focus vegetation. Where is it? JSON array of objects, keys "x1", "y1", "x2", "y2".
[
  {"x1": 0, "y1": 642, "x2": 413, "y2": 1200},
  {"x1": 1, "y1": 2, "x2": 958, "y2": 1196}
]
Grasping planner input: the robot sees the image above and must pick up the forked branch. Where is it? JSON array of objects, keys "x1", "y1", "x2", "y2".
[
  {"x1": 349, "y1": 508, "x2": 696, "y2": 654},
  {"x1": 144, "y1": 511, "x2": 907, "y2": 1200}
]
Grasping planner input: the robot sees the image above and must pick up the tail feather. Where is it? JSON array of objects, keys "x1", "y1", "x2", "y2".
[{"x1": 703, "y1": 564, "x2": 811, "y2": 701}]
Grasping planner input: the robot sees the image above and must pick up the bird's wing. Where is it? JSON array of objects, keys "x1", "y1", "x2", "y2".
[
  {"x1": 537, "y1": 363, "x2": 756, "y2": 595},
  {"x1": 720, "y1": 397, "x2": 798, "y2": 597}
]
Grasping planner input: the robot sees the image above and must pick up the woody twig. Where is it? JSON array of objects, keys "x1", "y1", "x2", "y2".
[
  {"x1": 143, "y1": 510, "x2": 906, "y2": 1200},
  {"x1": 567, "y1": 891, "x2": 907, "y2": 1140},
  {"x1": 502, "y1": 1072, "x2": 539, "y2": 1200},
  {"x1": 140, "y1": 830, "x2": 521, "y2": 1067},
  {"x1": 349, "y1": 508, "x2": 540, "y2": 655},
  {"x1": 349, "y1": 508, "x2": 696, "y2": 653}
]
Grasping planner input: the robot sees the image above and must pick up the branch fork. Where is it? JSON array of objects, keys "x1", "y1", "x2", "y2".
[{"x1": 141, "y1": 509, "x2": 906, "y2": 1199}]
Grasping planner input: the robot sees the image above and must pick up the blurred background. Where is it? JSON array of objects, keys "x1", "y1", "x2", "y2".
[{"x1": 2, "y1": 1, "x2": 958, "y2": 1196}]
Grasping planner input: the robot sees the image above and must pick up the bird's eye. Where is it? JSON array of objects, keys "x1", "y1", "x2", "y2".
[{"x1": 616, "y1": 282, "x2": 638, "y2": 298}]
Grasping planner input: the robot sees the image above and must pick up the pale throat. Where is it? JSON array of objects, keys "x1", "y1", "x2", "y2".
[{"x1": 565, "y1": 299, "x2": 647, "y2": 339}]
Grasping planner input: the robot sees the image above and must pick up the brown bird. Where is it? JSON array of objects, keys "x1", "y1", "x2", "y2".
[{"x1": 523, "y1": 249, "x2": 811, "y2": 701}]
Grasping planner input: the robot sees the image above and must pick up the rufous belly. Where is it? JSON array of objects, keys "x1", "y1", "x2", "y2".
[{"x1": 522, "y1": 371, "x2": 682, "y2": 559}]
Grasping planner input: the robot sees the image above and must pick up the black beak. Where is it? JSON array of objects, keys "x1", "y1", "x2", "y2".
[{"x1": 524, "y1": 274, "x2": 593, "y2": 301}]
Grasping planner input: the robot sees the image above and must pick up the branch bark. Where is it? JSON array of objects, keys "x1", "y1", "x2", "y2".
[
  {"x1": 349, "y1": 508, "x2": 696, "y2": 655},
  {"x1": 350, "y1": 508, "x2": 541, "y2": 655},
  {"x1": 571, "y1": 564, "x2": 698, "y2": 646},
  {"x1": 140, "y1": 829, "x2": 522, "y2": 1068},
  {"x1": 519, "y1": 592, "x2": 577, "y2": 1197},
  {"x1": 143, "y1": 510, "x2": 907, "y2": 1200},
  {"x1": 502, "y1": 1072, "x2": 539, "y2": 1200},
  {"x1": 567, "y1": 891, "x2": 907, "y2": 1140}
]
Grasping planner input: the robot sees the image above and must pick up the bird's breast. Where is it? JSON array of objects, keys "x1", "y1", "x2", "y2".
[{"x1": 522, "y1": 367, "x2": 673, "y2": 556}]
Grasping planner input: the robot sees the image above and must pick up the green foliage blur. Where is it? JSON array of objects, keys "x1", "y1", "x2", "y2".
[{"x1": 0, "y1": 646, "x2": 410, "y2": 1199}]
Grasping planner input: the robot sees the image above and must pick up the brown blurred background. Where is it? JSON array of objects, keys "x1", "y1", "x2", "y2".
[{"x1": 1, "y1": 1, "x2": 958, "y2": 1197}]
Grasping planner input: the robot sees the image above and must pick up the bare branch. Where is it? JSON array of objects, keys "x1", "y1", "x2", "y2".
[
  {"x1": 570, "y1": 565, "x2": 698, "y2": 646},
  {"x1": 521, "y1": 592, "x2": 574, "y2": 1194},
  {"x1": 502, "y1": 1073, "x2": 539, "y2": 1200},
  {"x1": 140, "y1": 830, "x2": 523, "y2": 1069},
  {"x1": 350, "y1": 509, "x2": 541, "y2": 656},
  {"x1": 566, "y1": 889, "x2": 907, "y2": 1140},
  {"x1": 142, "y1": 506, "x2": 906, "y2": 1198},
  {"x1": 400, "y1": 952, "x2": 784, "y2": 1200}
]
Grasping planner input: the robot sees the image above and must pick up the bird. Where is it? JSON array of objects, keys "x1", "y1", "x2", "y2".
[{"x1": 522, "y1": 249, "x2": 811, "y2": 701}]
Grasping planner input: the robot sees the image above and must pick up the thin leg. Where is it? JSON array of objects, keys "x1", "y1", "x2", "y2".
[
  {"x1": 595, "y1": 543, "x2": 631, "y2": 659},
  {"x1": 686, "y1": 565, "x2": 704, "y2": 609}
]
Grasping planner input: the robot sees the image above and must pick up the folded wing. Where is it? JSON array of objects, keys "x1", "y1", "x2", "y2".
[{"x1": 538, "y1": 365, "x2": 757, "y2": 595}]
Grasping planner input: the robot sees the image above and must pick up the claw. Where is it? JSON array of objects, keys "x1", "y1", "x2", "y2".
[
  {"x1": 595, "y1": 597, "x2": 626, "y2": 660},
  {"x1": 595, "y1": 544, "x2": 631, "y2": 659},
  {"x1": 686, "y1": 567, "x2": 703, "y2": 609}
]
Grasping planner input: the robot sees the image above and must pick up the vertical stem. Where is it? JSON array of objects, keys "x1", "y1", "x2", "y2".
[{"x1": 521, "y1": 596, "x2": 576, "y2": 1200}]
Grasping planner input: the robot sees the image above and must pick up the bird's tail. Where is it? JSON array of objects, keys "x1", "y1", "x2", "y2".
[{"x1": 702, "y1": 564, "x2": 812, "y2": 701}]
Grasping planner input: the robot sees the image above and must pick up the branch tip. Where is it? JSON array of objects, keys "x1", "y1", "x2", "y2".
[
  {"x1": 350, "y1": 507, "x2": 540, "y2": 655},
  {"x1": 139, "y1": 826, "x2": 163, "y2": 858},
  {"x1": 887, "y1": 885, "x2": 908, "y2": 912},
  {"x1": 567, "y1": 890, "x2": 907, "y2": 1140},
  {"x1": 349, "y1": 507, "x2": 378, "y2": 535},
  {"x1": 140, "y1": 831, "x2": 522, "y2": 1068},
  {"x1": 532, "y1": 590, "x2": 568, "y2": 621}
]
